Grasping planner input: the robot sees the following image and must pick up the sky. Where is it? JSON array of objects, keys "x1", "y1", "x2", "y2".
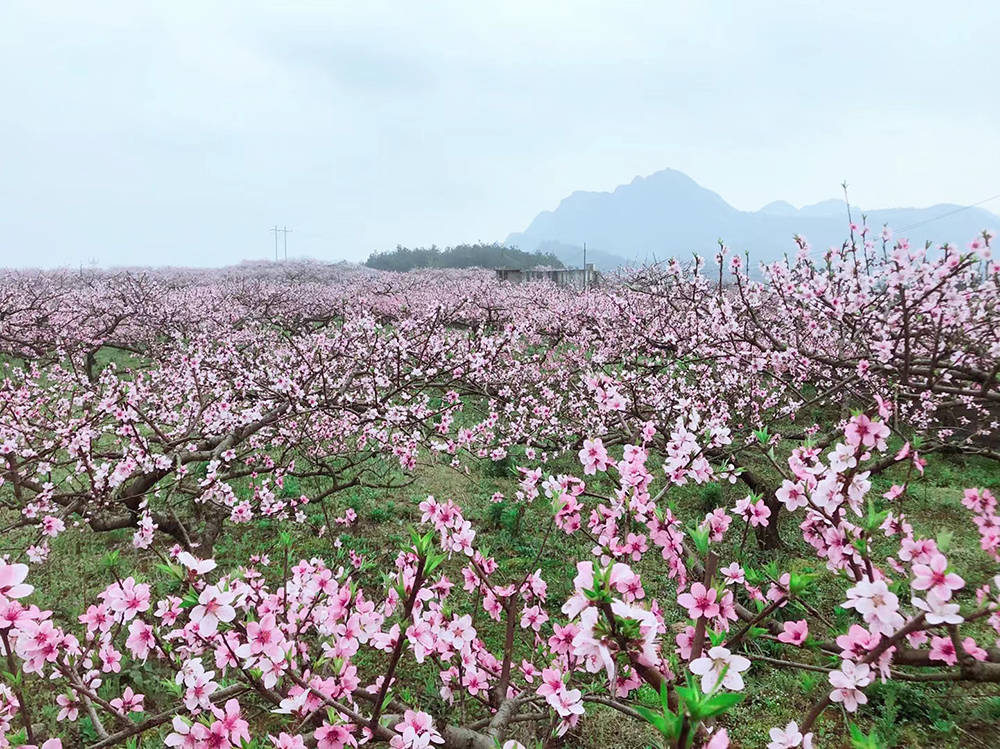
[{"x1": 1, "y1": 1, "x2": 998, "y2": 268}]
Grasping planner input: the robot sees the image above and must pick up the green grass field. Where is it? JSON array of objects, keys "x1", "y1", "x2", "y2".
[{"x1": 9, "y1": 441, "x2": 1000, "y2": 748}]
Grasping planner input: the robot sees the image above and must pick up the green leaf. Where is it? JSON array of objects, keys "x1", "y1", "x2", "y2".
[
  {"x1": 424, "y1": 550, "x2": 445, "y2": 575},
  {"x1": 1, "y1": 670, "x2": 21, "y2": 686},
  {"x1": 862, "y1": 500, "x2": 889, "y2": 533},
  {"x1": 788, "y1": 572, "x2": 817, "y2": 596},
  {"x1": 156, "y1": 562, "x2": 185, "y2": 581},
  {"x1": 582, "y1": 586, "x2": 611, "y2": 603},
  {"x1": 707, "y1": 630, "x2": 728, "y2": 647},
  {"x1": 849, "y1": 723, "x2": 887, "y2": 748},
  {"x1": 635, "y1": 696, "x2": 682, "y2": 740},
  {"x1": 161, "y1": 678, "x2": 183, "y2": 697},
  {"x1": 688, "y1": 525, "x2": 710, "y2": 555},
  {"x1": 550, "y1": 490, "x2": 566, "y2": 514},
  {"x1": 699, "y1": 692, "x2": 743, "y2": 718},
  {"x1": 634, "y1": 704, "x2": 673, "y2": 737},
  {"x1": 659, "y1": 681, "x2": 672, "y2": 715},
  {"x1": 101, "y1": 549, "x2": 121, "y2": 569},
  {"x1": 675, "y1": 683, "x2": 705, "y2": 719},
  {"x1": 744, "y1": 626, "x2": 768, "y2": 641}
]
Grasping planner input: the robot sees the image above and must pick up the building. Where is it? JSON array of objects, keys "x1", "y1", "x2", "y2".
[{"x1": 495, "y1": 264, "x2": 598, "y2": 290}]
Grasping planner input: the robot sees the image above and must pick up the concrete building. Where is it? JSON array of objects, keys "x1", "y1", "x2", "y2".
[{"x1": 495, "y1": 263, "x2": 598, "y2": 290}]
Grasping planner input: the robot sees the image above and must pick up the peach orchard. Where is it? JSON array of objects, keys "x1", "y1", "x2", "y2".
[{"x1": 1, "y1": 225, "x2": 999, "y2": 748}]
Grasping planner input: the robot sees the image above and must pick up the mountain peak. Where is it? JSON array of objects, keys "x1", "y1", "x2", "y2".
[
  {"x1": 758, "y1": 200, "x2": 797, "y2": 216},
  {"x1": 505, "y1": 169, "x2": 999, "y2": 267},
  {"x1": 622, "y1": 168, "x2": 717, "y2": 194},
  {"x1": 799, "y1": 199, "x2": 851, "y2": 217},
  {"x1": 631, "y1": 167, "x2": 696, "y2": 185}
]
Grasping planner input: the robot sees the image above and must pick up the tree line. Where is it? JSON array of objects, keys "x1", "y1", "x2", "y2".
[{"x1": 365, "y1": 241, "x2": 564, "y2": 271}]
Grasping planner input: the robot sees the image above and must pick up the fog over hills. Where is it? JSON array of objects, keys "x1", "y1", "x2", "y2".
[{"x1": 506, "y1": 169, "x2": 1000, "y2": 269}]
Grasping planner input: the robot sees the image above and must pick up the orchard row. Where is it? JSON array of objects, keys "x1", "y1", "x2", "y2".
[{"x1": 0, "y1": 226, "x2": 998, "y2": 748}]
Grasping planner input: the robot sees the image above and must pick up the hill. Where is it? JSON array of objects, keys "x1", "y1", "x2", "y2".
[{"x1": 506, "y1": 169, "x2": 999, "y2": 266}]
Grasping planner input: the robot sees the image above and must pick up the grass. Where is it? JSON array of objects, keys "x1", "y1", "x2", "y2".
[{"x1": 5, "y1": 435, "x2": 1000, "y2": 747}]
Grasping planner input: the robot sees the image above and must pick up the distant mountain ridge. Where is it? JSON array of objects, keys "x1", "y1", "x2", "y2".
[{"x1": 506, "y1": 169, "x2": 999, "y2": 269}]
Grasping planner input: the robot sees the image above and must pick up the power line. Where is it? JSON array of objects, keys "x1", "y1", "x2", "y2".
[
  {"x1": 269, "y1": 225, "x2": 292, "y2": 261},
  {"x1": 896, "y1": 193, "x2": 1000, "y2": 234}
]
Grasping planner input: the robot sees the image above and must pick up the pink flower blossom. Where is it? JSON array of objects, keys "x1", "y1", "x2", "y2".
[
  {"x1": 962, "y1": 637, "x2": 988, "y2": 661},
  {"x1": 213, "y1": 698, "x2": 252, "y2": 746},
  {"x1": 102, "y1": 577, "x2": 151, "y2": 622},
  {"x1": 125, "y1": 619, "x2": 156, "y2": 660},
  {"x1": 55, "y1": 693, "x2": 79, "y2": 722},
  {"x1": 177, "y1": 552, "x2": 218, "y2": 576},
  {"x1": 109, "y1": 686, "x2": 144, "y2": 715},
  {"x1": 316, "y1": 722, "x2": 357, "y2": 749},
  {"x1": 270, "y1": 733, "x2": 307, "y2": 749},
  {"x1": 238, "y1": 613, "x2": 285, "y2": 661},
  {"x1": 842, "y1": 578, "x2": 903, "y2": 636},
  {"x1": 391, "y1": 710, "x2": 443, "y2": 749},
  {"x1": 677, "y1": 583, "x2": 720, "y2": 620},
  {"x1": 777, "y1": 620, "x2": 809, "y2": 646},
  {"x1": 705, "y1": 729, "x2": 730, "y2": 749},
  {"x1": 768, "y1": 721, "x2": 812, "y2": 749},
  {"x1": 911, "y1": 553, "x2": 964, "y2": 601},
  {"x1": 720, "y1": 563, "x2": 745, "y2": 585},
  {"x1": 929, "y1": 636, "x2": 958, "y2": 665},
  {"x1": 689, "y1": 646, "x2": 751, "y2": 693},
  {"x1": 844, "y1": 414, "x2": 889, "y2": 449},
  {"x1": 748, "y1": 499, "x2": 771, "y2": 527},
  {"x1": 828, "y1": 660, "x2": 871, "y2": 712},
  {"x1": 776, "y1": 480, "x2": 808, "y2": 512},
  {"x1": 733, "y1": 496, "x2": 771, "y2": 526},
  {"x1": 40, "y1": 515, "x2": 66, "y2": 538},
  {"x1": 191, "y1": 584, "x2": 237, "y2": 635},
  {"x1": 0, "y1": 561, "x2": 33, "y2": 599},
  {"x1": 911, "y1": 591, "x2": 963, "y2": 625},
  {"x1": 578, "y1": 438, "x2": 610, "y2": 475}
]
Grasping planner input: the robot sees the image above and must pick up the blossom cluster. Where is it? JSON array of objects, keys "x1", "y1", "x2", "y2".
[{"x1": 1, "y1": 226, "x2": 999, "y2": 747}]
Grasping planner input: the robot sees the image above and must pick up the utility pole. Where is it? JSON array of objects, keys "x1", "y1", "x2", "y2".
[
  {"x1": 270, "y1": 225, "x2": 292, "y2": 261},
  {"x1": 583, "y1": 242, "x2": 587, "y2": 292}
]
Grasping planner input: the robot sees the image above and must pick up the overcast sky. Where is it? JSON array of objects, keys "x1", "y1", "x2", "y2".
[{"x1": 1, "y1": 1, "x2": 998, "y2": 268}]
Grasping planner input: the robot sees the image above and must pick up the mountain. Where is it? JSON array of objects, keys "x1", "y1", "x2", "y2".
[
  {"x1": 529, "y1": 240, "x2": 631, "y2": 273},
  {"x1": 758, "y1": 200, "x2": 798, "y2": 216},
  {"x1": 506, "y1": 169, "x2": 999, "y2": 268}
]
